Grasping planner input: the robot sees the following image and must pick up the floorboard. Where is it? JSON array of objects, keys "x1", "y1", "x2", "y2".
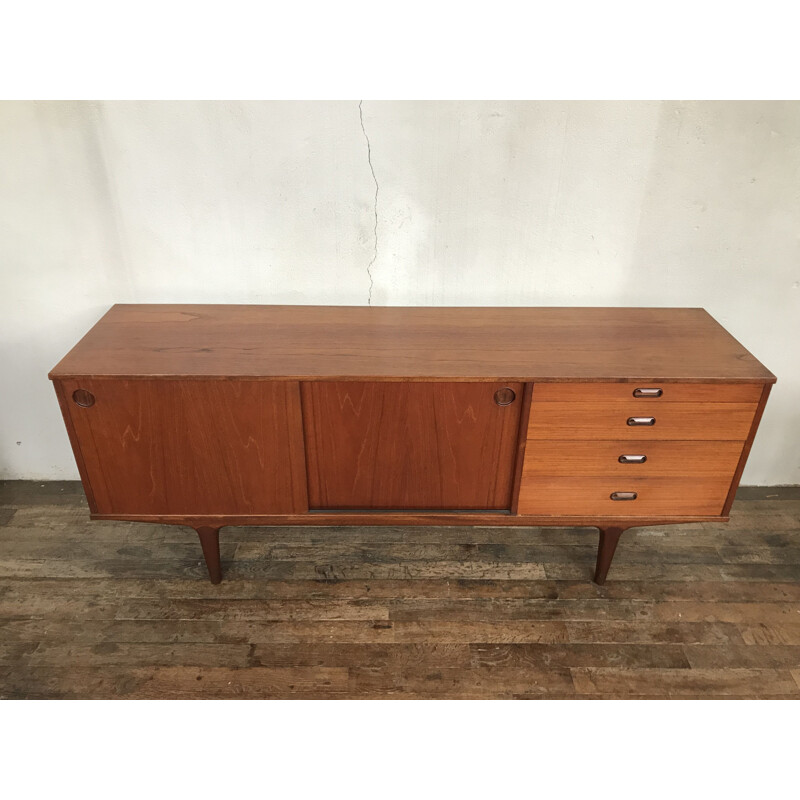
[{"x1": 1, "y1": 481, "x2": 798, "y2": 699}]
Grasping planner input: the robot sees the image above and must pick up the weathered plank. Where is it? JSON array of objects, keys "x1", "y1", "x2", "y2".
[
  {"x1": 0, "y1": 617, "x2": 571, "y2": 645},
  {"x1": 113, "y1": 598, "x2": 390, "y2": 622},
  {"x1": 682, "y1": 645, "x2": 800, "y2": 669},
  {"x1": 470, "y1": 643, "x2": 691, "y2": 670},
  {"x1": 387, "y1": 598, "x2": 657, "y2": 622},
  {"x1": 566, "y1": 621, "x2": 745, "y2": 645},
  {"x1": 0, "y1": 665, "x2": 351, "y2": 699},
  {"x1": 738, "y1": 624, "x2": 800, "y2": 645},
  {"x1": 347, "y1": 665, "x2": 576, "y2": 697},
  {"x1": 651, "y1": 602, "x2": 800, "y2": 624},
  {"x1": 570, "y1": 667, "x2": 800, "y2": 697}
]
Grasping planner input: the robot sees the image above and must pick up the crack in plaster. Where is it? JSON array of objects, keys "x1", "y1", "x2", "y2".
[{"x1": 359, "y1": 100, "x2": 378, "y2": 305}]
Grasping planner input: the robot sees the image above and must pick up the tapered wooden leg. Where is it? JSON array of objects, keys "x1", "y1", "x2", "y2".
[
  {"x1": 594, "y1": 526, "x2": 625, "y2": 585},
  {"x1": 195, "y1": 526, "x2": 222, "y2": 584}
]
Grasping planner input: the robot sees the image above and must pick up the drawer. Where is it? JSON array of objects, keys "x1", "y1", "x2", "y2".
[
  {"x1": 517, "y1": 476, "x2": 731, "y2": 516},
  {"x1": 533, "y1": 382, "x2": 764, "y2": 403},
  {"x1": 522, "y1": 440, "x2": 744, "y2": 477},
  {"x1": 526, "y1": 401, "x2": 758, "y2": 441}
]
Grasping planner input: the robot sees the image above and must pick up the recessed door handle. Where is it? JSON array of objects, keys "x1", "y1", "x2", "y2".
[
  {"x1": 494, "y1": 387, "x2": 516, "y2": 406},
  {"x1": 72, "y1": 389, "x2": 95, "y2": 408},
  {"x1": 627, "y1": 416, "x2": 655, "y2": 426},
  {"x1": 618, "y1": 454, "x2": 647, "y2": 464},
  {"x1": 633, "y1": 388, "x2": 662, "y2": 398},
  {"x1": 610, "y1": 491, "x2": 637, "y2": 501}
]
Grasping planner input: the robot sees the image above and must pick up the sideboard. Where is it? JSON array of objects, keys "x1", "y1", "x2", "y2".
[{"x1": 49, "y1": 305, "x2": 775, "y2": 584}]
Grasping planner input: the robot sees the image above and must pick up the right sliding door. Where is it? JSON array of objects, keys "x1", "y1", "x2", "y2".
[{"x1": 301, "y1": 381, "x2": 524, "y2": 510}]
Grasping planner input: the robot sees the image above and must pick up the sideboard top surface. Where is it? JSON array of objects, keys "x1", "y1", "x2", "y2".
[{"x1": 49, "y1": 304, "x2": 775, "y2": 383}]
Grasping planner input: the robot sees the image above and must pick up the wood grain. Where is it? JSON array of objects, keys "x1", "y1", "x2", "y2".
[
  {"x1": 532, "y1": 382, "x2": 764, "y2": 403},
  {"x1": 568, "y1": 667, "x2": 800, "y2": 697},
  {"x1": 517, "y1": 476, "x2": 732, "y2": 516},
  {"x1": 522, "y1": 440, "x2": 745, "y2": 477},
  {"x1": 52, "y1": 381, "x2": 100, "y2": 513},
  {"x1": 526, "y1": 401, "x2": 758, "y2": 440},
  {"x1": 54, "y1": 379, "x2": 307, "y2": 516},
  {"x1": 48, "y1": 305, "x2": 776, "y2": 383},
  {"x1": 722, "y1": 384, "x2": 773, "y2": 516},
  {"x1": 302, "y1": 381, "x2": 523, "y2": 510}
]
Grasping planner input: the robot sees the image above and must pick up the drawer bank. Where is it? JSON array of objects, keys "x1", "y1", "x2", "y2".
[{"x1": 49, "y1": 305, "x2": 775, "y2": 585}]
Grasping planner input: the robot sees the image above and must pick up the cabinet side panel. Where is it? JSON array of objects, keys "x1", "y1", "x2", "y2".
[
  {"x1": 721, "y1": 383, "x2": 773, "y2": 515},
  {"x1": 58, "y1": 379, "x2": 307, "y2": 516},
  {"x1": 51, "y1": 380, "x2": 100, "y2": 513}
]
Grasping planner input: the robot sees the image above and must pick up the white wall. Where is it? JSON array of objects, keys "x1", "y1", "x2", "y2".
[{"x1": 1, "y1": 100, "x2": 798, "y2": 484}]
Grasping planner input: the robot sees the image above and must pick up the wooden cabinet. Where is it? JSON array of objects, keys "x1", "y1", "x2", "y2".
[{"x1": 50, "y1": 305, "x2": 775, "y2": 585}]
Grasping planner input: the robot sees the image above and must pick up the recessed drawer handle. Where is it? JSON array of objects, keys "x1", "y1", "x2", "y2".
[
  {"x1": 618, "y1": 454, "x2": 647, "y2": 464},
  {"x1": 627, "y1": 416, "x2": 655, "y2": 426},
  {"x1": 610, "y1": 491, "x2": 638, "y2": 501},
  {"x1": 633, "y1": 387, "x2": 662, "y2": 398}
]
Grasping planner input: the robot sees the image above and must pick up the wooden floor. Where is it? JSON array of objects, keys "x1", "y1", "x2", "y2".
[{"x1": 1, "y1": 481, "x2": 799, "y2": 699}]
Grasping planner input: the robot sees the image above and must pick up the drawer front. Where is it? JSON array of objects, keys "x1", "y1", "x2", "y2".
[
  {"x1": 526, "y1": 401, "x2": 758, "y2": 441},
  {"x1": 517, "y1": 476, "x2": 731, "y2": 516},
  {"x1": 523, "y1": 440, "x2": 744, "y2": 477},
  {"x1": 533, "y1": 382, "x2": 764, "y2": 404}
]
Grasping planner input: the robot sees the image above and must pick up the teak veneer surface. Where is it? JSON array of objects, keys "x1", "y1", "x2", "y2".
[
  {"x1": 522, "y1": 440, "x2": 745, "y2": 478},
  {"x1": 49, "y1": 305, "x2": 776, "y2": 383},
  {"x1": 532, "y1": 383, "x2": 764, "y2": 403},
  {"x1": 302, "y1": 382, "x2": 523, "y2": 510},
  {"x1": 526, "y1": 401, "x2": 759, "y2": 441},
  {"x1": 57, "y1": 378, "x2": 307, "y2": 516},
  {"x1": 517, "y1": 476, "x2": 732, "y2": 517}
]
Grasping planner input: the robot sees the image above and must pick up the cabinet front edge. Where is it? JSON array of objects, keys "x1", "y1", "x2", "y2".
[
  {"x1": 48, "y1": 374, "x2": 777, "y2": 384},
  {"x1": 88, "y1": 512, "x2": 730, "y2": 527}
]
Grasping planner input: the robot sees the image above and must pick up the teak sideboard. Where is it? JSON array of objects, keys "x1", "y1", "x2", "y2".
[{"x1": 49, "y1": 305, "x2": 775, "y2": 585}]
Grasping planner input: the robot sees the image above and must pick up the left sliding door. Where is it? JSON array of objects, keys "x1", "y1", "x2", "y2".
[{"x1": 54, "y1": 379, "x2": 308, "y2": 516}]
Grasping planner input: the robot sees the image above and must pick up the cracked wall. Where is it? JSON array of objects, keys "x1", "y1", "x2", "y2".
[{"x1": 359, "y1": 101, "x2": 378, "y2": 305}]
